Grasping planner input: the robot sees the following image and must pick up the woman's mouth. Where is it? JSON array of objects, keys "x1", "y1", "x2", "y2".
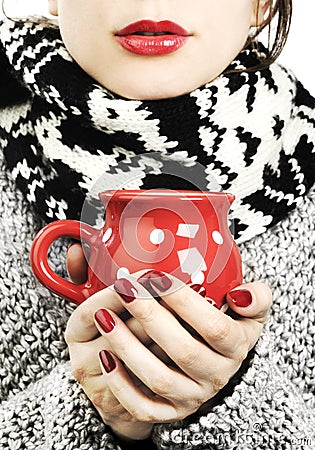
[{"x1": 115, "y1": 20, "x2": 190, "y2": 55}]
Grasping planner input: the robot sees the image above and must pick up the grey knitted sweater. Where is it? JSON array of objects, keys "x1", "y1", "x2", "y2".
[
  {"x1": 0, "y1": 18, "x2": 315, "y2": 450},
  {"x1": 0, "y1": 151, "x2": 314, "y2": 449}
]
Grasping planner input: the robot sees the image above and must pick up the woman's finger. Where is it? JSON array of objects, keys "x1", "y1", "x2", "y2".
[
  {"x1": 66, "y1": 297, "x2": 155, "y2": 349},
  {"x1": 65, "y1": 288, "x2": 123, "y2": 344},
  {"x1": 226, "y1": 281, "x2": 272, "y2": 322},
  {"x1": 66, "y1": 242, "x2": 89, "y2": 284},
  {"x1": 225, "y1": 281, "x2": 273, "y2": 350},
  {"x1": 104, "y1": 279, "x2": 235, "y2": 384},
  {"x1": 94, "y1": 308, "x2": 206, "y2": 403},
  {"x1": 69, "y1": 338, "x2": 162, "y2": 403},
  {"x1": 98, "y1": 350, "x2": 196, "y2": 423},
  {"x1": 68, "y1": 330, "x2": 171, "y2": 390},
  {"x1": 139, "y1": 272, "x2": 271, "y2": 359},
  {"x1": 65, "y1": 270, "x2": 154, "y2": 344}
]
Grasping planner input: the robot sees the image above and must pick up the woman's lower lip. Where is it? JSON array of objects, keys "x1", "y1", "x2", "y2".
[{"x1": 115, "y1": 35, "x2": 189, "y2": 55}]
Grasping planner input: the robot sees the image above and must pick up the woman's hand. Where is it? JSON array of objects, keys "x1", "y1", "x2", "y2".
[
  {"x1": 65, "y1": 253, "x2": 272, "y2": 440},
  {"x1": 66, "y1": 243, "x2": 154, "y2": 441},
  {"x1": 92, "y1": 272, "x2": 272, "y2": 423}
]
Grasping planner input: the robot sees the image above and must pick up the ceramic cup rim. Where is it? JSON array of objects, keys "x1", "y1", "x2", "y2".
[{"x1": 99, "y1": 189, "x2": 234, "y2": 202}]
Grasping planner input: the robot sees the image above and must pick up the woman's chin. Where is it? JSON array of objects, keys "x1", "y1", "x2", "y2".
[{"x1": 106, "y1": 79, "x2": 202, "y2": 101}]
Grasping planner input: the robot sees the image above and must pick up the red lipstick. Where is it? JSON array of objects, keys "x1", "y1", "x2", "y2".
[{"x1": 115, "y1": 20, "x2": 190, "y2": 56}]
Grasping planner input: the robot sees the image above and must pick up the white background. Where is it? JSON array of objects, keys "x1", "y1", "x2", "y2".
[{"x1": 2, "y1": 0, "x2": 315, "y2": 95}]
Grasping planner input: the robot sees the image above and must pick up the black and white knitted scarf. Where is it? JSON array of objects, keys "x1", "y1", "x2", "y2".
[{"x1": 0, "y1": 19, "x2": 314, "y2": 243}]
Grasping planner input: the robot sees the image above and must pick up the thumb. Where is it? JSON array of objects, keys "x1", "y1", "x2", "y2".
[
  {"x1": 66, "y1": 243, "x2": 89, "y2": 285},
  {"x1": 226, "y1": 282, "x2": 272, "y2": 324}
]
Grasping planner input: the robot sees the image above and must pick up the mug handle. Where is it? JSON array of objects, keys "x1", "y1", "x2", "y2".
[{"x1": 30, "y1": 219, "x2": 99, "y2": 305}]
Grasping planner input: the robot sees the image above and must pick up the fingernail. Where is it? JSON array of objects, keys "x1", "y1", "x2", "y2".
[
  {"x1": 137, "y1": 269, "x2": 160, "y2": 284},
  {"x1": 138, "y1": 270, "x2": 172, "y2": 292},
  {"x1": 114, "y1": 278, "x2": 138, "y2": 303},
  {"x1": 227, "y1": 289, "x2": 252, "y2": 307},
  {"x1": 137, "y1": 275, "x2": 151, "y2": 291},
  {"x1": 190, "y1": 284, "x2": 207, "y2": 297},
  {"x1": 137, "y1": 272, "x2": 161, "y2": 301},
  {"x1": 99, "y1": 350, "x2": 116, "y2": 373},
  {"x1": 95, "y1": 309, "x2": 115, "y2": 333}
]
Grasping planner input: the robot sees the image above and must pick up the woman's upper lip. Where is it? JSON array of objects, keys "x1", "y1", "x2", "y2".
[{"x1": 115, "y1": 20, "x2": 190, "y2": 36}]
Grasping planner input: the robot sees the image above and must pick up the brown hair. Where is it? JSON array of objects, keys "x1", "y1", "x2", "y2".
[
  {"x1": 2, "y1": 0, "x2": 292, "y2": 70},
  {"x1": 248, "y1": 0, "x2": 293, "y2": 70}
]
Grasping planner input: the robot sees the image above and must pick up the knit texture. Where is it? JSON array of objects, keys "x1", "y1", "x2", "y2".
[
  {"x1": 0, "y1": 16, "x2": 314, "y2": 450},
  {"x1": 153, "y1": 186, "x2": 315, "y2": 449},
  {"x1": 0, "y1": 154, "x2": 123, "y2": 449},
  {"x1": 0, "y1": 18, "x2": 315, "y2": 244},
  {"x1": 0, "y1": 154, "x2": 314, "y2": 449}
]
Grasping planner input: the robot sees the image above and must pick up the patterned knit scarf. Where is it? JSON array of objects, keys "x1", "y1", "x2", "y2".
[{"x1": 0, "y1": 19, "x2": 314, "y2": 243}]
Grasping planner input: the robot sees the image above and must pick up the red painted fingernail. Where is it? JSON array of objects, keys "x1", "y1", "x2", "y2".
[
  {"x1": 138, "y1": 270, "x2": 172, "y2": 292},
  {"x1": 137, "y1": 272, "x2": 161, "y2": 301},
  {"x1": 190, "y1": 284, "x2": 207, "y2": 297},
  {"x1": 150, "y1": 272, "x2": 172, "y2": 292},
  {"x1": 99, "y1": 350, "x2": 116, "y2": 373},
  {"x1": 227, "y1": 289, "x2": 252, "y2": 307},
  {"x1": 137, "y1": 269, "x2": 161, "y2": 284},
  {"x1": 95, "y1": 309, "x2": 115, "y2": 333},
  {"x1": 137, "y1": 274, "x2": 151, "y2": 291},
  {"x1": 114, "y1": 278, "x2": 138, "y2": 303}
]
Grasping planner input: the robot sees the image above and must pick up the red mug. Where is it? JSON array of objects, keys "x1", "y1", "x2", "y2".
[{"x1": 30, "y1": 189, "x2": 242, "y2": 308}]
